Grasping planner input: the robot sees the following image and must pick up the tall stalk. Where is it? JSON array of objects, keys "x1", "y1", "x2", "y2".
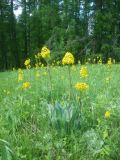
[
  {"x1": 47, "y1": 63, "x2": 52, "y2": 100},
  {"x1": 68, "y1": 65, "x2": 72, "y2": 100}
]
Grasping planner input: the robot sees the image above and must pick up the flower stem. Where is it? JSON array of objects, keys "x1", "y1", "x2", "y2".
[
  {"x1": 47, "y1": 64, "x2": 52, "y2": 100},
  {"x1": 68, "y1": 65, "x2": 72, "y2": 99}
]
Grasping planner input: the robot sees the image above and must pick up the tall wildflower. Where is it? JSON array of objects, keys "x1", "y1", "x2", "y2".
[
  {"x1": 80, "y1": 66, "x2": 88, "y2": 78},
  {"x1": 38, "y1": 46, "x2": 52, "y2": 99},
  {"x1": 105, "y1": 111, "x2": 111, "y2": 119},
  {"x1": 74, "y1": 82, "x2": 89, "y2": 91},
  {"x1": 40, "y1": 46, "x2": 50, "y2": 59},
  {"x1": 74, "y1": 82, "x2": 89, "y2": 114},
  {"x1": 107, "y1": 58, "x2": 112, "y2": 65},
  {"x1": 24, "y1": 58, "x2": 31, "y2": 69},
  {"x1": 62, "y1": 52, "x2": 75, "y2": 99},
  {"x1": 18, "y1": 68, "x2": 24, "y2": 81},
  {"x1": 22, "y1": 82, "x2": 31, "y2": 89},
  {"x1": 62, "y1": 52, "x2": 74, "y2": 65}
]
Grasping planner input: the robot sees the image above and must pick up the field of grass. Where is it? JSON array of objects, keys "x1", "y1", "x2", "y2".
[{"x1": 0, "y1": 64, "x2": 120, "y2": 160}]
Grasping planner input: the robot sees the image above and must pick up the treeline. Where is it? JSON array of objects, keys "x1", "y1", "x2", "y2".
[{"x1": 0, "y1": 0, "x2": 120, "y2": 70}]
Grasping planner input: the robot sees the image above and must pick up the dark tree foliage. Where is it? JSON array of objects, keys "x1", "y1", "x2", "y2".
[{"x1": 0, "y1": 0, "x2": 120, "y2": 70}]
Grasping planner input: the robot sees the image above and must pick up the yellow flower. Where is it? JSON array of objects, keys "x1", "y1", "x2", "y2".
[
  {"x1": 24, "y1": 58, "x2": 31, "y2": 66},
  {"x1": 40, "y1": 46, "x2": 50, "y2": 59},
  {"x1": 74, "y1": 82, "x2": 89, "y2": 91},
  {"x1": 80, "y1": 66, "x2": 88, "y2": 78},
  {"x1": 107, "y1": 58, "x2": 112, "y2": 65},
  {"x1": 105, "y1": 111, "x2": 111, "y2": 118},
  {"x1": 18, "y1": 68, "x2": 24, "y2": 81},
  {"x1": 62, "y1": 52, "x2": 74, "y2": 65},
  {"x1": 22, "y1": 82, "x2": 31, "y2": 89}
]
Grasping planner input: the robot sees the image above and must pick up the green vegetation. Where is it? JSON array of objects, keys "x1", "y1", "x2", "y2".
[
  {"x1": 0, "y1": 64, "x2": 120, "y2": 159},
  {"x1": 0, "y1": 0, "x2": 120, "y2": 70}
]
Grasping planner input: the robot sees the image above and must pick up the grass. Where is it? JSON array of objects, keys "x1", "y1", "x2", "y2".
[{"x1": 0, "y1": 64, "x2": 120, "y2": 160}]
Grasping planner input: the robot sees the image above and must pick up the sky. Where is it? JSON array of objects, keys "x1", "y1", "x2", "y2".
[{"x1": 14, "y1": 7, "x2": 22, "y2": 17}]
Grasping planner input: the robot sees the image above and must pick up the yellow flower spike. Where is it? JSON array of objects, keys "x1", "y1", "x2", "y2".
[
  {"x1": 22, "y1": 82, "x2": 31, "y2": 89},
  {"x1": 74, "y1": 82, "x2": 89, "y2": 91},
  {"x1": 80, "y1": 66, "x2": 88, "y2": 78},
  {"x1": 107, "y1": 58, "x2": 112, "y2": 65},
  {"x1": 62, "y1": 52, "x2": 74, "y2": 65},
  {"x1": 24, "y1": 58, "x2": 31, "y2": 66},
  {"x1": 104, "y1": 111, "x2": 111, "y2": 119},
  {"x1": 41, "y1": 46, "x2": 50, "y2": 59}
]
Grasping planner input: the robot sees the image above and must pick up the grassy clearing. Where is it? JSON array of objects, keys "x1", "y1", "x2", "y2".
[{"x1": 0, "y1": 64, "x2": 120, "y2": 160}]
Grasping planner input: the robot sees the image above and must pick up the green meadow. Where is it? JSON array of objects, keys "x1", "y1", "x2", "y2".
[{"x1": 0, "y1": 64, "x2": 120, "y2": 160}]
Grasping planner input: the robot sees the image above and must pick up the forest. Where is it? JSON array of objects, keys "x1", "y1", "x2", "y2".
[{"x1": 0, "y1": 0, "x2": 120, "y2": 70}]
